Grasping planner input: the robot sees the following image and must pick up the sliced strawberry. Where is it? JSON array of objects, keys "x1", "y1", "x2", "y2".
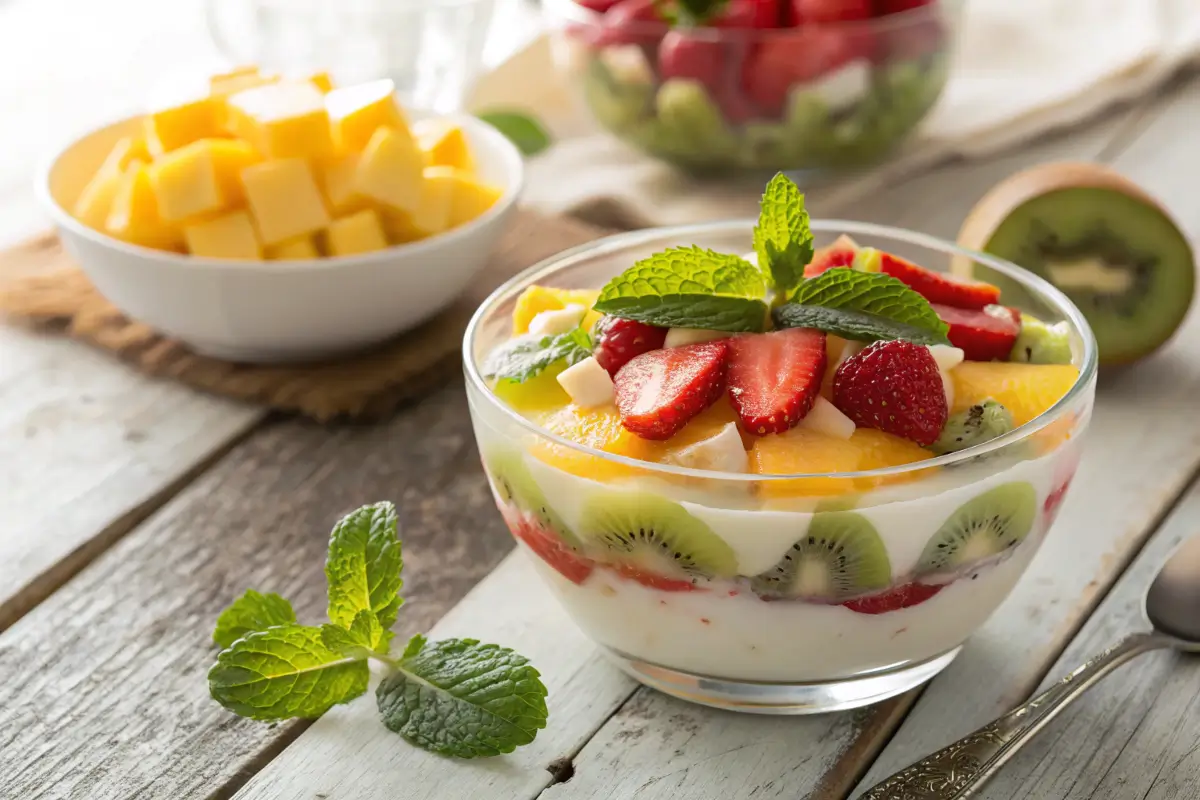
[
  {"x1": 715, "y1": 0, "x2": 784, "y2": 27},
  {"x1": 832, "y1": 339, "x2": 947, "y2": 446},
  {"x1": 728, "y1": 328, "x2": 827, "y2": 435},
  {"x1": 792, "y1": 0, "x2": 872, "y2": 23},
  {"x1": 658, "y1": 30, "x2": 756, "y2": 123},
  {"x1": 1043, "y1": 476, "x2": 1074, "y2": 526},
  {"x1": 803, "y1": 241, "x2": 857, "y2": 278},
  {"x1": 612, "y1": 563, "x2": 700, "y2": 592},
  {"x1": 843, "y1": 582, "x2": 943, "y2": 614},
  {"x1": 511, "y1": 515, "x2": 594, "y2": 585},
  {"x1": 878, "y1": 252, "x2": 1000, "y2": 310},
  {"x1": 575, "y1": 0, "x2": 623, "y2": 11},
  {"x1": 593, "y1": 316, "x2": 669, "y2": 377},
  {"x1": 594, "y1": 0, "x2": 666, "y2": 47},
  {"x1": 933, "y1": 304, "x2": 1021, "y2": 362},
  {"x1": 742, "y1": 27, "x2": 858, "y2": 115},
  {"x1": 615, "y1": 340, "x2": 730, "y2": 440}
]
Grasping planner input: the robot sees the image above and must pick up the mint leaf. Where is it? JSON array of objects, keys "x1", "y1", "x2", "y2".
[
  {"x1": 476, "y1": 110, "x2": 552, "y2": 157},
  {"x1": 754, "y1": 172, "x2": 813, "y2": 295},
  {"x1": 779, "y1": 269, "x2": 950, "y2": 345},
  {"x1": 593, "y1": 246, "x2": 767, "y2": 331},
  {"x1": 483, "y1": 328, "x2": 592, "y2": 383},
  {"x1": 376, "y1": 637, "x2": 549, "y2": 758},
  {"x1": 321, "y1": 610, "x2": 385, "y2": 658},
  {"x1": 325, "y1": 502, "x2": 404, "y2": 645},
  {"x1": 208, "y1": 625, "x2": 369, "y2": 721},
  {"x1": 212, "y1": 590, "x2": 296, "y2": 649}
]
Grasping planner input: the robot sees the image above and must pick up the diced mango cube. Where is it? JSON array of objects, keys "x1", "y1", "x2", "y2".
[
  {"x1": 317, "y1": 153, "x2": 369, "y2": 215},
  {"x1": 265, "y1": 236, "x2": 320, "y2": 260},
  {"x1": 145, "y1": 97, "x2": 221, "y2": 155},
  {"x1": 354, "y1": 127, "x2": 424, "y2": 214},
  {"x1": 325, "y1": 78, "x2": 409, "y2": 153},
  {"x1": 424, "y1": 166, "x2": 504, "y2": 228},
  {"x1": 325, "y1": 209, "x2": 389, "y2": 257},
  {"x1": 209, "y1": 66, "x2": 279, "y2": 99},
  {"x1": 379, "y1": 209, "x2": 429, "y2": 244},
  {"x1": 147, "y1": 140, "x2": 226, "y2": 222},
  {"x1": 207, "y1": 139, "x2": 263, "y2": 206},
  {"x1": 416, "y1": 122, "x2": 474, "y2": 171},
  {"x1": 240, "y1": 158, "x2": 331, "y2": 246},
  {"x1": 307, "y1": 71, "x2": 334, "y2": 93},
  {"x1": 226, "y1": 81, "x2": 334, "y2": 160},
  {"x1": 105, "y1": 163, "x2": 183, "y2": 251},
  {"x1": 73, "y1": 137, "x2": 150, "y2": 229},
  {"x1": 408, "y1": 167, "x2": 456, "y2": 236},
  {"x1": 183, "y1": 211, "x2": 262, "y2": 259}
]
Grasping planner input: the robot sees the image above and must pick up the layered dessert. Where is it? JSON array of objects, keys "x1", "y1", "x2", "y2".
[{"x1": 468, "y1": 174, "x2": 1090, "y2": 693}]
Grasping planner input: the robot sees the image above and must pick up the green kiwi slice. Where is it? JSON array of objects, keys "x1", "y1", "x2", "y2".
[
  {"x1": 749, "y1": 512, "x2": 891, "y2": 601},
  {"x1": 578, "y1": 491, "x2": 737, "y2": 581},
  {"x1": 932, "y1": 399, "x2": 1015, "y2": 455},
  {"x1": 917, "y1": 482, "x2": 1037, "y2": 574},
  {"x1": 481, "y1": 447, "x2": 578, "y2": 548},
  {"x1": 1010, "y1": 314, "x2": 1073, "y2": 365},
  {"x1": 958, "y1": 163, "x2": 1195, "y2": 366}
]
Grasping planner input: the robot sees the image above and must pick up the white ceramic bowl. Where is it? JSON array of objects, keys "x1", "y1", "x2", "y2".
[{"x1": 39, "y1": 112, "x2": 523, "y2": 363}]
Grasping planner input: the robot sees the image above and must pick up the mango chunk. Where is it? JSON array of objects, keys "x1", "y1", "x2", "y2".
[
  {"x1": 325, "y1": 78, "x2": 409, "y2": 153},
  {"x1": 184, "y1": 211, "x2": 262, "y2": 259},
  {"x1": 209, "y1": 67, "x2": 279, "y2": 99},
  {"x1": 105, "y1": 163, "x2": 183, "y2": 251},
  {"x1": 226, "y1": 81, "x2": 334, "y2": 160},
  {"x1": 73, "y1": 138, "x2": 149, "y2": 230},
  {"x1": 265, "y1": 236, "x2": 320, "y2": 260},
  {"x1": 325, "y1": 209, "x2": 389, "y2": 257},
  {"x1": 317, "y1": 153, "x2": 370, "y2": 216},
  {"x1": 424, "y1": 166, "x2": 503, "y2": 228},
  {"x1": 415, "y1": 121, "x2": 474, "y2": 171},
  {"x1": 240, "y1": 158, "x2": 331, "y2": 246},
  {"x1": 147, "y1": 140, "x2": 227, "y2": 222},
  {"x1": 207, "y1": 139, "x2": 263, "y2": 206},
  {"x1": 145, "y1": 97, "x2": 221, "y2": 155},
  {"x1": 354, "y1": 126, "x2": 424, "y2": 214},
  {"x1": 307, "y1": 71, "x2": 334, "y2": 94}
]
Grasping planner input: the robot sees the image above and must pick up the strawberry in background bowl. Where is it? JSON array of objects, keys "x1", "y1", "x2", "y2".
[{"x1": 545, "y1": 0, "x2": 960, "y2": 173}]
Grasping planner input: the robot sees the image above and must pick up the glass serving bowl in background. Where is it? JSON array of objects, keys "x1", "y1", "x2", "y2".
[
  {"x1": 464, "y1": 220, "x2": 1097, "y2": 714},
  {"x1": 543, "y1": 0, "x2": 961, "y2": 174},
  {"x1": 205, "y1": 0, "x2": 497, "y2": 112}
]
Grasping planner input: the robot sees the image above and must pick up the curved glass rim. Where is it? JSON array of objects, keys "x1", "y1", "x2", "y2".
[{"x1": 462, "y1": 219, "x2": 1098, "y2": 482}]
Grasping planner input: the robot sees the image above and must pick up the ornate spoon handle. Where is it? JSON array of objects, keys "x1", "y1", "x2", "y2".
[{"x1": 858, "y1": 631, "x2": 1168, "y2": 800}]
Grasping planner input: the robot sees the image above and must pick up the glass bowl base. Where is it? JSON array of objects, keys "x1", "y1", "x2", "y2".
[{"x1": 601, "y1": 645, "x2": 962, "y2": 715}]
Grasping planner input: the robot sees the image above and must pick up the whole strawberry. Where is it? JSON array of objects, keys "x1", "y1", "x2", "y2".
[
  {"x1": 593, "y1": 316, "x2": 669, "y2": 377},
  {"x1": 832, "y1": 340, "x2": 947, "y2": 446}
]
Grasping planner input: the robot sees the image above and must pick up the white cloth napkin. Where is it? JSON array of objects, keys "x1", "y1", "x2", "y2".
[{"x1": 470, "y1": 0, "x2": 1200, "y2": 227}]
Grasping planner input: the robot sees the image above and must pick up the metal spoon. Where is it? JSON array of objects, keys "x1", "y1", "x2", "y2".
[{"x1": 858, "y1": 534, "x2": 1200, "y2": 800}]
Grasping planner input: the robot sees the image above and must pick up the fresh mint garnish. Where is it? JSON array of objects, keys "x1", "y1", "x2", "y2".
[
  {"x1": 484, "y1": 328, "x2": 592, "y2": 384},
  {"x1": 476, "y1": 110, "x2": 552, "y2": 157},
  {"x1": 207, "y1": 503, "x2": 549, "y2": 758},
  {"x1": 754, "y1": 173, "x2": 814, "y2": 296},
  {"x1": 212, "y1": 589, "x2": 295, "y2": 648},
  {"x1": 377, "y1": 636, "x2": 549, "y2": 758},
  {"x1": 593, "y1": 246, "x2": 768, "y2": 332},
  {"x1": 775, "y1": 269, "x2": 951, "y2": 346}
]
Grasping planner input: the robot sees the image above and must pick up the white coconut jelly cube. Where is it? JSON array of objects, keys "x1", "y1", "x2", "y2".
[
  {"x1": 556, "y1": 356, "x2": 614, "y2": 408},
  {"x1": 663, "y1": 328, "x2": 733, "y2": 349},
  {"x1": 665, "y1": 422, "x2": 748, "y2": 473},
  {"x1": 812, "y1": 59, "x2": 872, "y2": 114},
  {"x1": 927, "y1": 344, "x2": 965, "y2": 373},
  {"x1": 798, "y1": 396, "x2": 856, "y2": 440},
  {"x1": 528, "y1": 304, "x2": 586, "y2": 336}
]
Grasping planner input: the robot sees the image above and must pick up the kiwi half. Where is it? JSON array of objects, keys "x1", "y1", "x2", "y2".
[
  {"x1": 750, "y1": 512, "x2": 891, "y2": 601},
  {"x1": 578, "y1": 491, "x2": 737, "y2": 582},
  {"x1": 917, "y1": 482, "x2": 1036, "y2": 575},
  {"x1": 481, "y1": 447, "x2": 579, "y2": 548},
  {"x1": 957, "y1": 162, "x2": 1195, "y2": 366}
]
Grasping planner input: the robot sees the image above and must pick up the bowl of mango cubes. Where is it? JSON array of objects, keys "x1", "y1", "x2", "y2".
[{"x1": 39, "y1": 65, "x2": 523, "y2": 363}]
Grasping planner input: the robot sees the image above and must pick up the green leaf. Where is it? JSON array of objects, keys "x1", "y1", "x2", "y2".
[
  {"x1": 475, "y1": 110, "x2": 552, "y2": 157},
  {"x1": 753, "y1": 173, "x2": 814, "y2": 295},
  {"x1": 376, "y1": 638, "x2": 549, "y2": 758},
  {"x1": 593, "y1": 246, "x2": 768, "y2": 331},
  {"x1": 672, "y1": 0, "x2": 729, "y2": 25},
  {"x1": 212, "y1": 590, "x2": 296, "y2": 649},
  {"x1": 482, "y1": 328, "x2": 592, "y2": 384},
  {"x1": 779, "y1": 269, "x2": 950, "y2": 345},
  {"x1": 208, "y1": 625, "x2": 369, "y2": 721},
  {"x1": 321, "y1": 610, "x2": 385, "y2": 658},
  {"x1": 325, "y1": 502, "x2": 404, "y2": 646}
]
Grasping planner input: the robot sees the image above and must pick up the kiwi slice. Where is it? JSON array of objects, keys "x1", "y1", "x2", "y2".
[
  {"x1": 1010, "y1": 314, "x2": 1073, "y2": 365},
  {"x1": 917, "y1": 482, "x2": 1036, "y2": 574},
  {"x1": 749, "y1": 512, "x2": 891, "y2": 601},
  {"x1": 481, "y1": 447, "x2": 578, "y2": 548},
  {"x1": 957, "y1": 162, "x2": 1195, "y2": 366},
  {"x1": 932, "y1": 399, "x2": 1015, "y2": 455},
  {"x1": 578, "y1": 491, "x2": 737, "y2": 581}
]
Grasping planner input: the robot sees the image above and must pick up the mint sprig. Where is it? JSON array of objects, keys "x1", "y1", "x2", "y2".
[
  {"x1": 775, "y1": 269, "x2": 951, "y2": 345},
  {"x1": 593, "y1": 246, "x2": 768, "y2": 331},
  {"x1": 207, "y1": 502, "x2": 549, "y2": 759},
  {"x1": 754, "y1": 173, "x2": 814, "y2": 296},
  {"x1": 483, "y1": 328, "x2": 592, "y2": 384}
]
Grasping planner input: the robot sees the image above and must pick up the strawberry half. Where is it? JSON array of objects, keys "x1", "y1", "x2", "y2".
[
  {"x1": 593, "y1": 316, "x2": 669, "y2": 377},
  {"x1": 933, "y1": 304, "x2": 1021, "y2": 362},
  {"x1": 878, "y1": 252, "x2": 1000, "y2": 310},
  {"x1": 832, "y1": 339, "x2": 947, "y2": 446},
  {"x1": 842, "y1": 582, "x2": 943, "y2": 614},
  {"x1": 511, "y1": 515, "x2": 594, "y2": 585},
  {"x1": 728, "y1": 328, "x2": 827, "y2": 435},
  {"x1": 615, "y1": 340, "x2": 729, "y2": 440}
]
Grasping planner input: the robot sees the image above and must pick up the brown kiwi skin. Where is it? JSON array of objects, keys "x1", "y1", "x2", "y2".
[{"x1": 954, "y1": 161, "x2": 1195, "y2": 366}]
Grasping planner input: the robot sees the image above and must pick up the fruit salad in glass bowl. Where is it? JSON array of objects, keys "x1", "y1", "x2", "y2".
[
  {"x1": 464, "y1": 175, "x2": 1096, "y2": 714},
  {"x1": 545, "y1": 0, "x2": 960, "y2": 173}
]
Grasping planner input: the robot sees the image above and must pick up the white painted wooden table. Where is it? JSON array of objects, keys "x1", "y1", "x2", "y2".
[{"x1": 3, "y1": 2, "x2": 1200, "y2": 797}]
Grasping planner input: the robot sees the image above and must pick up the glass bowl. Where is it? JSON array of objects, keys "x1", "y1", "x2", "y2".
[
  {"x1": 463, "y1": 220, "x2": 1097, "y2": 714},
  {"x1": 543, "y1": 0, "x2": 961, "y2": 174}
]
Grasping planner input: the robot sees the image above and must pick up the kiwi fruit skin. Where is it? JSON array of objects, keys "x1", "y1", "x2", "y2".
[
  {"x1": 932, "y1": 399, "x2": 1015, "y2": 456},
  {"x1": 750, "y1": 512, "x2": 891, "y2": 601},
  {"x1": 1010, "y1": 314, "x2": 1073, "y2": 365},
  {"x1": 917, "y1": 481, "x2": 1036, "y2": 575},
  {"x1": 956, "y1": 162, "x2": 1195, "y2": 367},
  {"x1": 578, "y1": 491, "x2": 738, "y2": 581},
  {"x1": 481, "y1": 447, "x2": 579, "y2": 548}
]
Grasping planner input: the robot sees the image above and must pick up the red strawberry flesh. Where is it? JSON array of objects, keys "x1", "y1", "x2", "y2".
[
  {"x1": 612, "y1": 563, "x2": 700, "y2": 592},
  {"x1": 832, "y1": 339, "x2": 947, "y2": 446},
  {"x1": 879, "y1": 252, "x2": 1001, "y2": 310},
  {"x1": 510, "y1": 515, "x2": 594, "y2": 585},
  {"x1": 728, "y1": 328, "x2": 827, "y2": 435},
  {"x1": 933, "y1": 303, "x2": 1021, "y2": 362},
  {"x1": 615, "y1": 340, "x2": 729, "y2": 440},
  {"x1": 842, "y1": 582, "x2": 943, "y2": 614},
  {"x1": 593, "y1": 316, "x2": 669, "y2": 377}
]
